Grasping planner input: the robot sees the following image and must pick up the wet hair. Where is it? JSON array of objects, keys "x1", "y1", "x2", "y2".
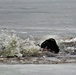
[{"x1": 41, "y1": 38, "x2": 60, "y2": 53}]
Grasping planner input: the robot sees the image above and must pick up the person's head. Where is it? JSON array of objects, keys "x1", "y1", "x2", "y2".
[{"x1": 41, "y1": 38, "x2": 60, "y2": 54}]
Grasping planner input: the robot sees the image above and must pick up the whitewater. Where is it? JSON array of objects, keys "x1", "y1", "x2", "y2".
[{"x1": 0, "y1": 29, "x2": 76, "y2": 56}]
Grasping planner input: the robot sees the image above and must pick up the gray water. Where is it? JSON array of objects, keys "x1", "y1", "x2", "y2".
[
  {"x1": 0, "y1": 0, "x2": 76, "y2": 36},
  {"x1": 0, "y1": 64, "x2": 76, "y2": 75}
]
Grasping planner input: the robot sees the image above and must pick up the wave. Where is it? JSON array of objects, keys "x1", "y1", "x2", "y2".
[{"x1": 0, "y1": 29, "x2": 76, "y2": 57}]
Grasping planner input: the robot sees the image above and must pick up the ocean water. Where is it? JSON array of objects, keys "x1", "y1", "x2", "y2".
[
  {"x1": 0, "y1": 0, "x2": 76, "y2": 54},
  {"x1": 0, "y1": 0, "x2": 76, "y2": 29},
  {"x1": 0, "y1": 64, "x2": 76, "y2": 75},
  {"x1": 0, "y1": 0, "x2": 76, "y2": 34}
]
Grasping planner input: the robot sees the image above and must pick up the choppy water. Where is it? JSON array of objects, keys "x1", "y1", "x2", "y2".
[
  {"x1": 0, "y1": 29, "x2": 76, "y2": 56},
  {"x1": 0, "y1": 0, "x2": 76, "y2": 55}
]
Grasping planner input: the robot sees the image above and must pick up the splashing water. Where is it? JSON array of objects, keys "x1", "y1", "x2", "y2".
[
  {"x1": 0, "y1": 29, "x2": 40, "y2": 57},
  {"x1": 0, "y1": 29, "x2": 76, "y2": 57}
]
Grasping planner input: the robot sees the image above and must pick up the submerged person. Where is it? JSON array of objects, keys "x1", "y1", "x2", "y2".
[{"x1": 40, "y1": 38, "x2": 60, "y2": 54}]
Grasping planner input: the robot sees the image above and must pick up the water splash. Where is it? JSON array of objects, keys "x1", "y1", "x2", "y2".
[
  {"x1": 0, "y1": 29, "x2": 76, "y2": 57},
  {"x1": 0, "y1": 29, "x2": 40, "y2": 57}
]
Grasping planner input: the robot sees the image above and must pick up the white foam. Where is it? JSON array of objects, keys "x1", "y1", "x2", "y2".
[
  {"x1": 0, "y1": 29, "x2": 76, "y2": 56},
  {"x1": 19, "y1": 31, "x2": 28, "y2": 34}
]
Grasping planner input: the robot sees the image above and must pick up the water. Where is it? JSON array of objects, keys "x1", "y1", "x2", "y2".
[
  {"x1": 0, "y1": 64, "x2": 76, "y2": 75},
  {"x1": 0, "y1": 29, "x2": 76, "y2": 56},
  {"x1": 0, "y1": 0, "x2": 76, "y2": 32},
  {"x1": 0, "y1": 0, "x2": 76, "y2": 56}
]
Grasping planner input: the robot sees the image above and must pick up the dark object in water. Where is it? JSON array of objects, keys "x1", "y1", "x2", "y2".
[
  {"x1": 7, "y1": 56, "x2": 15, "y2": 58},
  {"x1": 41, "y1": 38, "x2": 60, "y2": 54},
  {"x1": 7, "y1": 55, "x2": 18, "y2": 58}
]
